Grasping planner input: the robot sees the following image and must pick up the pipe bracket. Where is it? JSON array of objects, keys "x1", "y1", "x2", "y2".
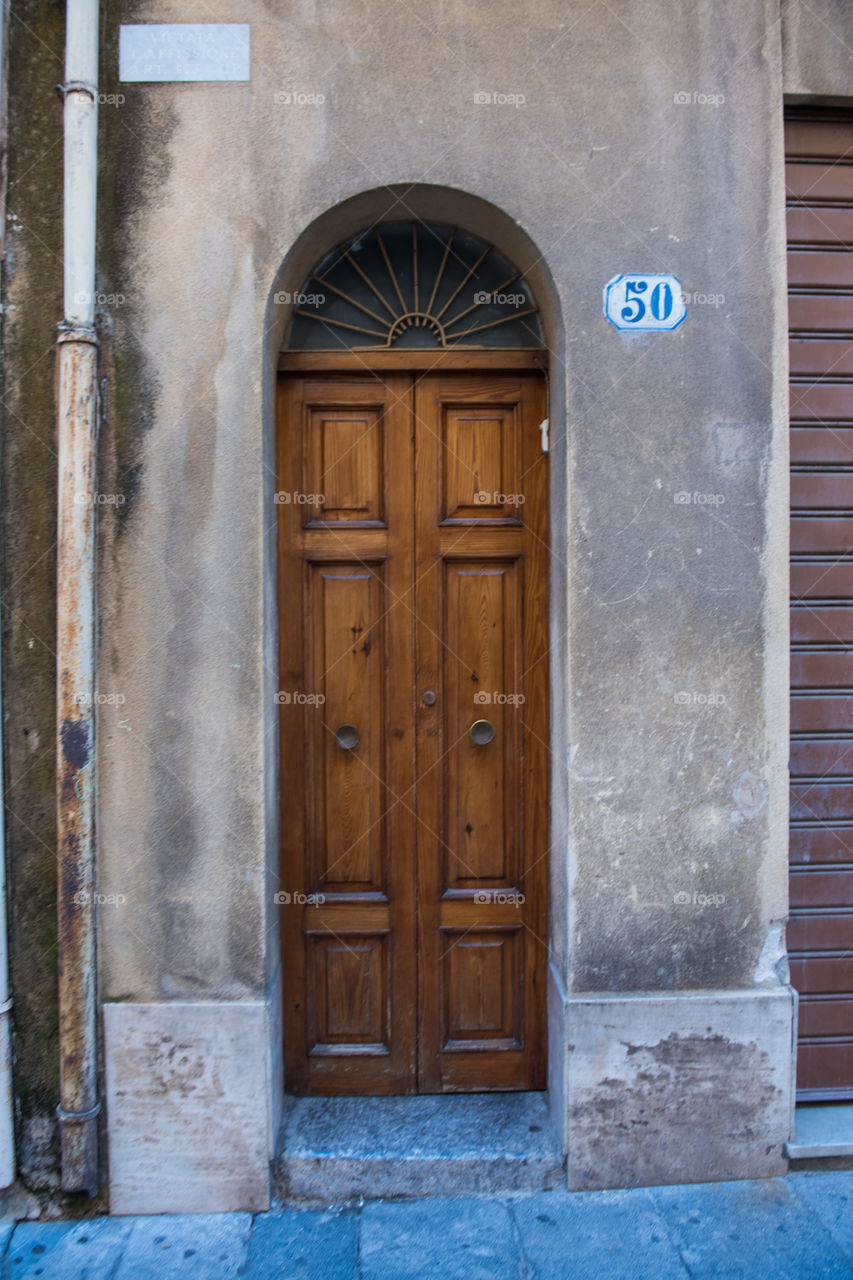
[
  {"x1": 57, "y1": 323, "x2": 98, "y2": 346},
  {"x1": 55, "y1": 81, "x2": 97, "y2": 103},
  {"x1": 56, "y1": 1100, "x2": 101, "y2": 1123}
]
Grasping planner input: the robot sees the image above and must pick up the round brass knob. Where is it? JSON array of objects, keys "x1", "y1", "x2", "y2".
[
  {"x1": 335, "y1": 724, "x2": 360, "y2": 750},
  {"x1": 470, "y1": 719, "x2": 495, "y2": 745}
]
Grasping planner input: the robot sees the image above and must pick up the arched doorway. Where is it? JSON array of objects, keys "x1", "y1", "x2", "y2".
[{"x1": 277, "y1": 219, "x2": 550, "y2": 1094}]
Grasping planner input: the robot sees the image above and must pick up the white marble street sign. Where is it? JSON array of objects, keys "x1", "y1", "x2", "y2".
[{"x1": 119, "y1": 25, "x2": 250, "y2": 83}]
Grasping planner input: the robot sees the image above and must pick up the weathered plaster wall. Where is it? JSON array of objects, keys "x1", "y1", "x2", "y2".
[
  {"x1": 92, "y1": 0, "x2": 798, "y2": 1205},
  {"x1": 96, "y1": 0, "x2": 791, "y2": 1002},
  {"x1": 5, "y1": 0, "x2": 830, "y2": 1208},
  {"x1": 561, "y1": 4, "x2": 790, "y2": 993},
  {"x1": 782, "y1": 0, "x2": 853, "y2": 97},
  {"x1": 2, "y1": 0, "x2": 65, "y2": 1192}
]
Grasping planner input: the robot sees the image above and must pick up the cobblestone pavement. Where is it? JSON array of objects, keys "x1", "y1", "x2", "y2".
[{"x1": 1, "y1": 1172, "x2": 852, "y2": 1278}]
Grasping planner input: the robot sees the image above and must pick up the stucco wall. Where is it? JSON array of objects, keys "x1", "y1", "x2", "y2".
[
  {"x1": 94, "y1": 0, "x2": 791, "y2": 1005},
  {"x1": 783, "y1": 0, "x2": 853, "y2": 98},
  {"x1": 8, "y1": 0, "x2": 847, "y2": 1207}
]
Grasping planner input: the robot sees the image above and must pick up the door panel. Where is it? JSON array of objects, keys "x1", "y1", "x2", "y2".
[
  {"x1": 308, "y1": 565, "x2": 387, "y2": 890},
  {"x1": 443, "y1": 931, "x2": 522, "y2": 1048},
  {"x1": 303, "y1": 403, "x2": 386, "y2": 524},
  {"x1": 443, "y1": 561, "x2": 522, "y2": 885},
  {"x1": 279, "y1": 369, "x2": 548, "y2": 1094},
  {"x1": 441, "y1": 402, "x2": 523, "y2": 523},
  {"x1": 308, "y1": 933, "x2": 390, "y2": 1049}
]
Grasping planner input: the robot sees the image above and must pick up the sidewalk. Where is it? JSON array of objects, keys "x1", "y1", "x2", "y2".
[{"x1": 2, "y1": 1172, "x2": 852, "y2": 1278}]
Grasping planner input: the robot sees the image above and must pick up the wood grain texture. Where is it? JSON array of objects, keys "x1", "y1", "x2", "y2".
[
  {"x1": 279, "y1": 349, "x2": 547, "y2": 373},
  {"x1": 279, "y1": 368, "x2": 549, "y2": 1094},
  {"x1": 279, "y1": 374, "x2": 416, "y2": 1094},
  {"x1": 414, "y1": 372, "x2": 548, "y2": 1093}
]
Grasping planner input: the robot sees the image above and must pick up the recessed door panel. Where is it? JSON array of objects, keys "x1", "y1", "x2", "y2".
[
  {"x1": 308, "y1": 564, "x2": 386, "y2": 892},
  {"x1": 442, "y1": 930, "x2": 523, "y2": 1049},
  {"x1": 304, "y1": 405, "x2": 385, "y2": 525},
  {"x1": 442, "y1": 561, "x2": 521, "y2": 887},
  {"x1": 441, "y1": 404, "x2": 522, "y2": 522},
  {"x1": 308, "y1": 934, "x2": 390, "y2": 1052}
]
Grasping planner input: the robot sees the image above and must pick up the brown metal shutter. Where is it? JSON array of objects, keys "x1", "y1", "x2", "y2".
[{"x1": 788, "y1": 112, "x2": 853, "y2": 1100}]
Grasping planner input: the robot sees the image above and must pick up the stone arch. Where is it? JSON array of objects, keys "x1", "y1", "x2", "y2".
[{"x1": 262, "y1": 184, "x2": 569, "y2": 1132}]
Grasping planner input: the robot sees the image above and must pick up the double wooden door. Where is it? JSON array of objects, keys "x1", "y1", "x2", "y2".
[{"x1": 277, "y1": 368, "x2": 548, "y2": 1094}]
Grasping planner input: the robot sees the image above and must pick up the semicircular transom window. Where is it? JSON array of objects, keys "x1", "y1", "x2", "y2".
[{"x1": 286, "y1": 222, "x2": 543, "y2": 350}]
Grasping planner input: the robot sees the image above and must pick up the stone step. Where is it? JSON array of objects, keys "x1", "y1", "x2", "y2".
[
  {"x1": 786, "y1": 1103, "x2": 853, "y2": 1164},
  {"x1": 274, "y1": 1092, "x2": 565, "y2": 1204}
]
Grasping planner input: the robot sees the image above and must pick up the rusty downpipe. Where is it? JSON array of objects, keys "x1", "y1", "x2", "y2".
[{"x1": 56, "y1": 0, "x2": 100, "y2": 1195}]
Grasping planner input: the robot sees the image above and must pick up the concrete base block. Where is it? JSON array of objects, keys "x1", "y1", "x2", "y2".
[
  {"x1": 103, "y1": 1001, "x2": 273, "y2": 1214},
  {"x1": 547, "y1": 963, "x2": 569, "y2": 1155},
  {"x1": 564, "y1": 988, "x2": 796, "y2": 1191}
]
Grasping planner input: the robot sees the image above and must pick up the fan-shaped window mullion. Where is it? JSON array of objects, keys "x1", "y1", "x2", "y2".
[{"x1": 286, "y1": 222, "x2": 543, "y2": 351}]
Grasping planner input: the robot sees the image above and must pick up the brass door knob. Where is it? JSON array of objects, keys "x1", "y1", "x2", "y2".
[
  {"x1": 470, "y1": 719, "x2": 495, "y2": 745},
  {"x1": 335, "y1": 724, "x2": 360, "y2": 750}
]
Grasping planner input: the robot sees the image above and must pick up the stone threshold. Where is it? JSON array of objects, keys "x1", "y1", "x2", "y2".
[
  {"x1": 786, "y1": 1103, "x2": 853, "y2": 1159},
  {"x1": 274, "y1": 1092, "x2": 565, "y2": 1203}
]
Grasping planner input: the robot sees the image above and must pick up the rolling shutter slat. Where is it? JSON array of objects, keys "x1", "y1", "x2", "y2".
[{"x1": 787, "y1": 114, "x2": 853, "y2": 1098}]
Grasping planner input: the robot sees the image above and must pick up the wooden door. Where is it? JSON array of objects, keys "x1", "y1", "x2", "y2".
[
  {"x1": 413, "y1": 373, "x2": 548, "y2": 1091},
  {"x1": 787, "y1": 112, "x2": 853, "y2": 1099},
  {"x1": 278, "y1": 368, "x2": 548, "y2": 1094}
]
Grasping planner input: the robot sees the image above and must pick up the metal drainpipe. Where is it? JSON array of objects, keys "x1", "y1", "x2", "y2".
[
  {"x1": 56, "y1": 0, "x2": 99, "y2": 1195},
  {"x1": 0, "y1": 0, "x2": 17, "y2": 1192}
]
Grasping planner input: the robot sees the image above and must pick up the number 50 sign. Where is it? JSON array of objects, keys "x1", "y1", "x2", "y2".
[{"x1": 604, "y1": 273, "x2": 686, "y2": 331}]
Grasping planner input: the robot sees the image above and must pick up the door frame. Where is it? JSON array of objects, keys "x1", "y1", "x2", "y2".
[
  {"x1": 276, "y1": 347, "x2": 553, "y2": 1097},
  {"x1": 277, "y1": 349, "x2": 548, "y2": 373}
]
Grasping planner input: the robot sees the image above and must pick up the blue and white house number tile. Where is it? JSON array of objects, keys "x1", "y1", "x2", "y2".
[{"x1": 603, "y1": 273, "x2": 686, "y2": 331}]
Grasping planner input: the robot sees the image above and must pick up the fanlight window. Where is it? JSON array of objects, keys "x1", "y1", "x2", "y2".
[{"x1": 286, "y1": 222, "x2": 543, "y2": 350}]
